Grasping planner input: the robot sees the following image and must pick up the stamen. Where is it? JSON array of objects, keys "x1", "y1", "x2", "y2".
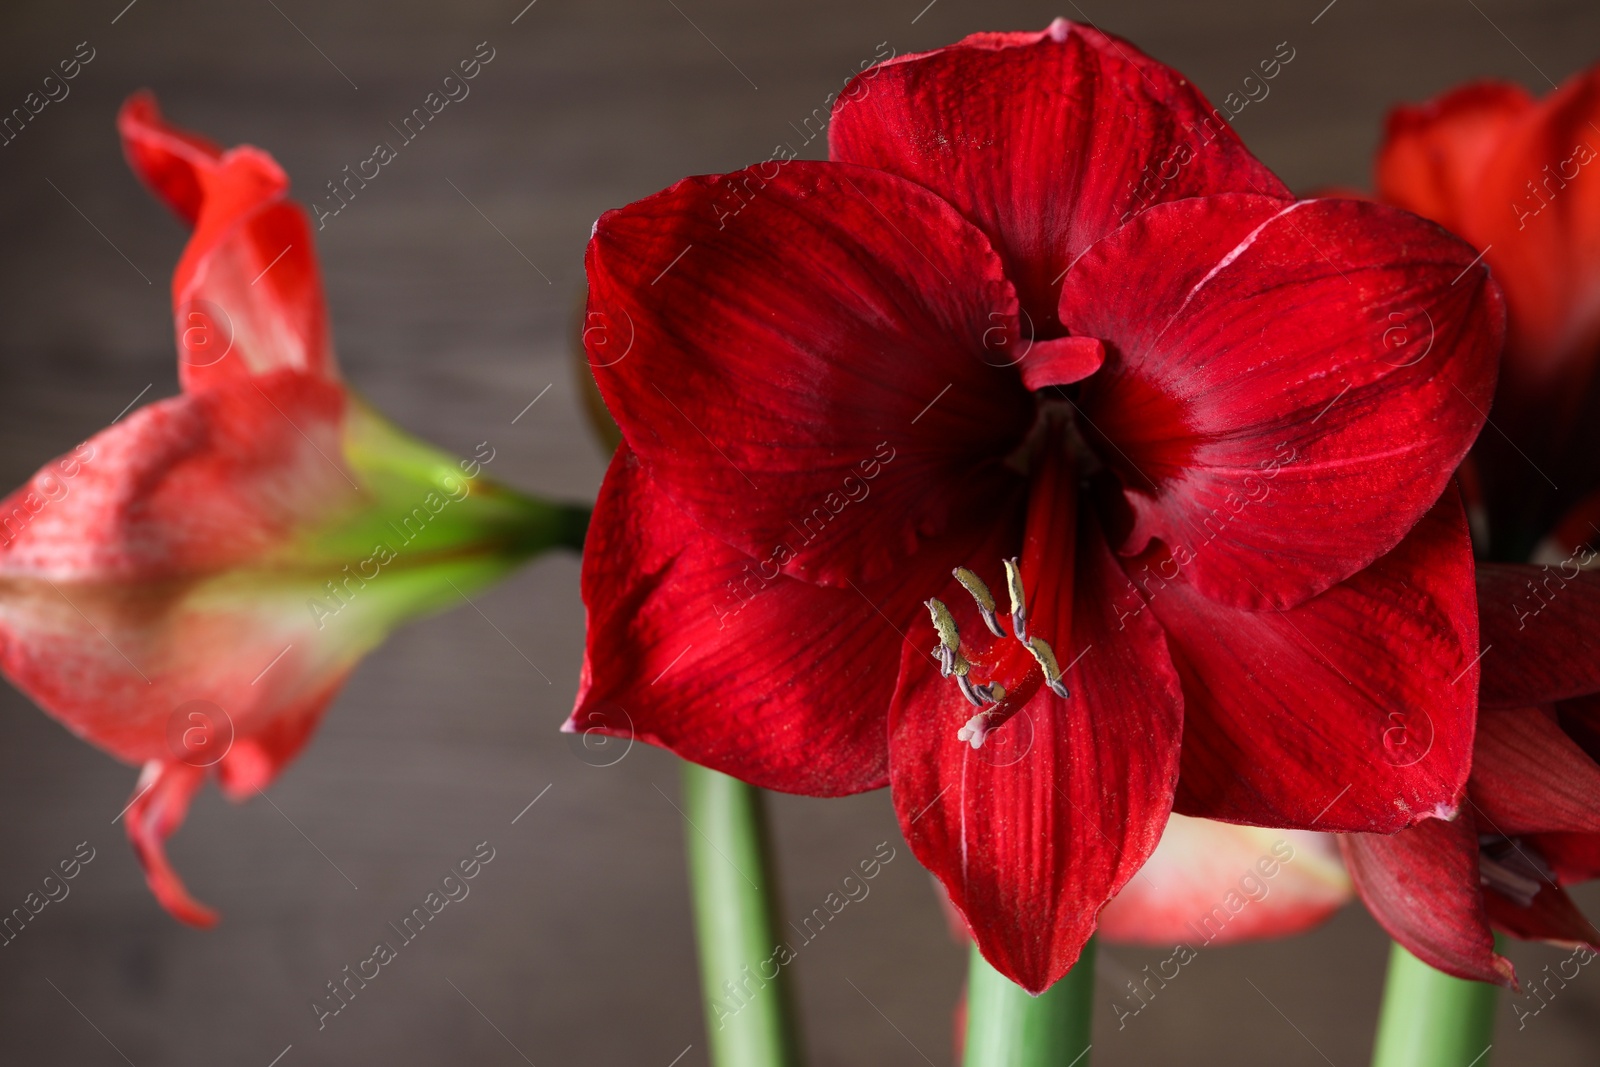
[
  {"x1": 953, "y1": 567, "x2": 1006, "y2": 637},
  {"x1": 1478, "y1": 835, "x2": 1553, "y2": 908},
  {"x1": 1003, "y1": 557, "x2": 1028, "y2": 641},
  {"x1": 933, "y1": 644, "x2": 970, "y2": 679},
  {"x1": 956, "y1": 673, "x2": 986, "y2": 708},
  {"x1": 1025, "y1": 637, "x2": 1070, "y2": 699},
  {"x1": 927, "y1": 557, "x2": 1068, "y2": 749}
]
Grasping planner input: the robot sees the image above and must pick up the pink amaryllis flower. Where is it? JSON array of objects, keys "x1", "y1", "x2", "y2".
[
  {"x1": 1376, "y1": 67, "x2": 1600, "y2": 554},
  {"x1": 571, "y1": 21, "x2": 1503, "y2": 992},
  {"x1": 0, "y1": 93, "x2": 585, "y2": 925}
]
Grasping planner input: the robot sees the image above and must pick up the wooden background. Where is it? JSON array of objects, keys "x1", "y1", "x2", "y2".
[{"x1": 1, "y1": 0, "x2": 1597, "y2": 1063}]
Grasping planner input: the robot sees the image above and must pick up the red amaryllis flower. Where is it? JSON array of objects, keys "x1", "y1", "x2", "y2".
[
  {"x1": 0, "y1": 93, "x2": 584, "y2": 925},
  {"x1": 572, "y1": 22, "x2": 1504, "y2": 992},
  {"x1": 1340, "y1": 536, "x2": 1600, "y2": 986},
  {"x1": 1376, "y1": 68, "x2": 1600, "y2": 554}
]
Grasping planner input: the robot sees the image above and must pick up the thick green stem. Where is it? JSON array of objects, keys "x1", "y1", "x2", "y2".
[
  {"x1": 1371, "y1": 942, "x2": 1498, "y2": 1067},
  {"x1": 681, "y1": 762, "x2": 801, "y2": 1067},
  {"x1": 964, "y1": 938, "x2": 1096, "y2": 1067}
]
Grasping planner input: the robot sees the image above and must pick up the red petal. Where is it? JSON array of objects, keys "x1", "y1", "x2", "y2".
[
  {"x1": 1065, "y1": 194, "x2": 1502, "y2": 610},
  {"x1": 569, "y1": 446, "x2": 981, "y2": 795},
  {"x1": 118, "y1": 91, "x2": 224, "y2": 225},
  {"x1": 1097, "y1": 816, "x2": 1350, "y2": 946},
  {"x1": 0, "y1": 374, "x2": 361, "y2": 767},
  {"x1": 120, "y1": 92, "x2": 336, "y2": 391},
  {"x1": 1469, "y1": 708, "x2": 1600, "y2": 834},
  {"x1": 585, "y1": 161, "x2": 1031, "y2": 588},
  {"x1": 1477, "y1": 563, "x2": 1600, "y2": 707},
  {"x1": 1531, "y1": 832, "x2": 1600, "y2": 883},
  {"x1": 1376, "y1": 81, "x2": 1533, "y2": 231},
  {"x1": 1166, "y1": 493, "x2": 1478, "y2": 832},
  {"x1": 1340, "y1": 822, "x2": 1516, "y2": 987},
  {"x1": 213, "y1": 680, "x2": 345, "y2": 799},
  {"x1": 830, "y1": 19, "x2": 1287, "y2": 331},
  {"x1": 1484, "y1": 880, "x2": 1600, "y2": 951},
  {"x1": 888, "y1": 451, "x2": 1183, "y2": 993},
  {"x1": 124, "y1": 760, "x2": 217, "y2": 927},
  {"x1": 1018, "y1": 336, "x2": 1105, "y2": 391}
]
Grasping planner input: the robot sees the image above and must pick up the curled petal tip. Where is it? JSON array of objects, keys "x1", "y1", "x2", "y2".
[{"x1": 124, "y1": 761, "x2": 218, "y2": 928}]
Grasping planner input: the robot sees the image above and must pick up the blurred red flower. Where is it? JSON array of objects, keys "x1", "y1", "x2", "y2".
[
  {"x1": 0, "y1": 94, "x2": 584, "y2": 926},
  {"x1": 1377, "y1": 69, "x2": 1600, "y2": 554}
]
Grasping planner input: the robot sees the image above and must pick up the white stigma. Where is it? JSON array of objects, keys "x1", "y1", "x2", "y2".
[{"x1": 957, "y1": 712, "x2": 994, "y2": 749}]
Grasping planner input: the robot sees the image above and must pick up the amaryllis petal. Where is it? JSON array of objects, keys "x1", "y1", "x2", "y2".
[
  {"x1": 1064, "y1": 194, "x2": 1502, "y2": 610},
  {"x1": 569, "y1": 445, "x2": 955, "y2": 795},
  {"x1": 118, "y1": 91, "x2": 224, "y2": 225},
  {"x1": 1483, "y1": 880, "x2": 1600, "y2": 951},
  {"x1": 0, "y1": 372, "x2": 351, "y2": 584},
  {"x1": 1470, "y1": 708, "x2": 1600, "y2": 835},
  {"x1": 1340, "y1": 821, "x2": 1515, "y2": 987},
  {"x1": 1532, "y1": 832, "x2": 1600, "y2": 883},
  {"x1": 1477, "y1": 563, "x2": 1600, "y2": 707},
  {"x1": 1376, "y1": 82, "x2": 1534, "y2": 229},
  {"x1": 1164, "y1": 493, "x2": 1478, "y2": 832},
  {"x1": 1096, "y1": 814, "x2": 1350, "y2": 946},
  {"x1": 889, "y1": 447, "x2": 1183, "y2": 993},
  {"x1": 829, "y1": 18, "x2": 1288, "y2": 331},
  {"x1": 125, "y1": 761, "x2": 214, "y2": 927},
  {"x1": 584, "y1": 161, "x2": 1031, "y2": 588},
  {"x1": 1017, "y1": 336, "x2": 1105, "y2": 391},
  {"x1": 119, "y1": 93, "x2": 336, "y2": 391}
]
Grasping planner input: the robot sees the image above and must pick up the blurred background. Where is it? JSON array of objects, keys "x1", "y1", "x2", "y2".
[{"x1": 1, "y1": 0, "x2": 1597, "y2": 1063}]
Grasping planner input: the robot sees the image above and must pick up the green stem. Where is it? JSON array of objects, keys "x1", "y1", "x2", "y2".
[
  {"x1": 964, "y1": 938, "x2": 1096, "y2": 1067},
  {"x1": 1371, "y1": 942, "x2": 1498, "y2": 1067},
  {"x1": 681, "y1": 762, "x2": 801, "y2": 1067}
]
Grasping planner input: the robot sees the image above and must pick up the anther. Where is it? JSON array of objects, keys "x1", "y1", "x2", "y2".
[
  {"x1": 926, "y1": 598, "x2": 960, "y2": 651},
  {"x1": 1003, "y1": 557, "x2": 1028, "y2": 642},
  {"x1": 953, "y1": 567, "x2": 1006, "y2": 637},
  {"x1": 1025, "y1": 637, "x2": 1070, "y2": 699}
]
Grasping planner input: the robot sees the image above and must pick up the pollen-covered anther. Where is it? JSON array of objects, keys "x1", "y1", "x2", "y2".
[
  {"x1": 926, "y1": 597, "x2": 960, "y2": 651},
  {"x1": 1003, "y1": 557, "x2": 1028, "y2": 642},
  {"x1": 953, "y1": 567, "x2": 1006, "y2": 637},
  {"x1": 1025, "y1": 636, "x2": 1070, "y2": 699}
]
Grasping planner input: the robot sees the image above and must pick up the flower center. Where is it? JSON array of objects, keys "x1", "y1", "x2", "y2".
[
  {"x1": 1477, "y1": 835, "x2": 1554, "y2": 908},
  {"x1": 925, "y1": 559, "x2": 1069, "y2": 750}
]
